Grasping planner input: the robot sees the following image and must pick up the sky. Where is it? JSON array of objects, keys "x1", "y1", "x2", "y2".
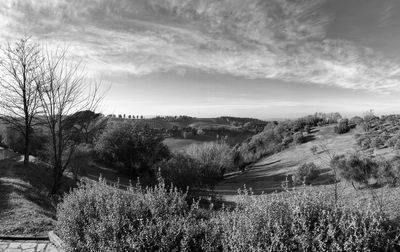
[{"x1": 1, "y1": 0, "x2": 400, "y2": 119}]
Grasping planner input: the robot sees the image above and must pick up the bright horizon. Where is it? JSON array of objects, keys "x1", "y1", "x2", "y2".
[{"x1": 2, "y1": 0, "x2": 400, "y2": 118}]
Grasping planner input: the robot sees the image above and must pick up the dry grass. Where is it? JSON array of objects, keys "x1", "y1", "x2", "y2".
[
  {"x1": 0, "y1": 158, "x2": 57, "y2": 236},
  {"x1": 215, "y1": 125, "x2": 400, "y2": 222},
  {"x1": 215, "y1": 125, "x2": 357, "y2": 194}
]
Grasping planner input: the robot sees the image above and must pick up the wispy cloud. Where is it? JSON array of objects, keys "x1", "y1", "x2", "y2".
[{"x1": 1, "y1": 0, "x2": 400, "y2": 93}]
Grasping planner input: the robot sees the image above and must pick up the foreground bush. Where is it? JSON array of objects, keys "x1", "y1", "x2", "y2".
[
  {"x1": 57, "y1": 179, "x2": 193, "y2": 252},
  {"x1": 57, "y1": 180, "x2": 400, "y2": 252}
]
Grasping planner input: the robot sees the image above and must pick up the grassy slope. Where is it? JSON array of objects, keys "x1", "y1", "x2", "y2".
[
  {"x1": 215, "y1": 125, "x2": 400, "y2": 220},
  {"x1": 0, "y1": 156, "x2": 56, "y2": 236},
  {"x1": 216, "y1": 125, "x2": 357, "y2": 193}
]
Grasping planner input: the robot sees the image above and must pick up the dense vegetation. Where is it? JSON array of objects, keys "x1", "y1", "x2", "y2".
[
  {"x1": 355, "y1": 114, "x2": 400, "y2": 150},
  {"x1": 236, "y1": 113, "x2": 343, "y2": 164},
  {"x1": 156, "y1": 141, "x2": 233, "y2": 190},
  {"x1": 57, "y1": 179, "x2": 400, "y2": 252},
  {"x1": 95, "y1": 122, "x2": 170, "y2": 179},
  {"x1": 331, "y1": 153, "x2": 400, "y2": 189}
]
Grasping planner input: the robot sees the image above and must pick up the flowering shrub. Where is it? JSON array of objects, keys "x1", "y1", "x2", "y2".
[
  {"x1": 210, "y1": 189, "x2": 399, "y2": 251},
  {"x1": 57, "y1": 180, "x2": 400, "y2": 252},
  {"x1": 57, "y1": 179, "x2": 194, "y2": 251}
]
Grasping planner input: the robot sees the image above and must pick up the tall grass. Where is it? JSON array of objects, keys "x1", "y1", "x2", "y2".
[{"x1": 57, "y1": 179, "x2": 400, "y2": 252}]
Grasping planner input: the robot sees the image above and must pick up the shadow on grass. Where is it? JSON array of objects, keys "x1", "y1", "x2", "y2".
[
  {"x1": 215, "y1": 160, "x2": 338, "y2": 197},
  {"x1": 0, "y1": 158, "x2": 77, "y2": 235},
  {"x1": 302, "y1": 134, "x2": 316, "y2": 144},
  {"x1": 312, "y1": 168, "x2": 336, "y2": 186},
  {"x1": 310, "y1": 128, "x2": 320, "y2": 134}
]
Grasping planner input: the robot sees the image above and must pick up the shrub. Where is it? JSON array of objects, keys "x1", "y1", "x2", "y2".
[
  {"x1": 69, "y1": 144, "x2": 93, "y2": 181},
  {"x1": 293, "y1": 132, "x2": 304, "y2": 145},
  {"x1": 378, "y1": 157, "x2": 400, "y2": 187},
  {"x1": 304, "y1": 125, "x2": 311, "y2": 134},
  {"x1": 57, "y1": 180, "x2": 400, "y2": 251},
  {"x1": 357, "y1": 136, "x2": 372, "y2": 150},
  {"x1": 182, "y1": 131, "x2": 194, "y2": 139},
  {"x1": 350, "y1": 116, "x2": 364, "y2": 125},
  {"x1": 57, "y1": 179, "x2": 194, "y2": 252},
  {"x1": 334, "y1": 119, "x2": 350, "y2": 134},
  {"x1": 387, "y1": 136, "x2": 398, "y2": 149},
  {"x1": 371, "y1": 136, "x2": 385, "y2": 149},
  {"x1": 155, "y1": 153, "x2": 221, "y2": 190},
  {"x1": 310, "y1": 145, "x2": 318, "y2": 155},
  {"x1": 331, "y1": 153, "x2": 379, "y2": 188},
  {"x1": 1, "y1": 126, "x2": 24, "y2": 153},
  {"x1": 95, "y1": 123, "x2": 170, "y2": 178},
  {"x1": 293, "y1": 162, "x2": 319, "y2": 185},
  {"x1": 282, "y1": 135, "x2": 293, "y2": 146},
  {"x1": 183, "y1": 141, "x2": 233, "y2": 172},
  {"x1": 209, "y1": 188, "x2": 399, "y2": 251}
]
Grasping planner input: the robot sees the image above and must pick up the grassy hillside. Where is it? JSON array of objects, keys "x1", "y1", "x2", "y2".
[
  {"x1": 0, "y1": 156, "x2": 56, "y2": 236},
  {"x1": 215, "y1": 124, "x2": 400, "y2": 220},
  {"x1": 215, "y1": 125, "x2": 356, "y2": 193}
]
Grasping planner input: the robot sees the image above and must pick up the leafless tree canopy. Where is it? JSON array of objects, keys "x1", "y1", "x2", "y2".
[
  {"x1": 37, "y1": 46, "x2": 104, "y2": 193},
  {"x1": 0, "y1": 37, "x2": 42, "y2": 165}
]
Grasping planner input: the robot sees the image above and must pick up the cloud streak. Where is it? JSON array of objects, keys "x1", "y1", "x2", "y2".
[{"x1": 1, "y1": 0, "x2": 400, "y2": 93}]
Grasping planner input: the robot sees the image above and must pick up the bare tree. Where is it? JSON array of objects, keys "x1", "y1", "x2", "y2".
[
  {"x1": 0, "y1": 37, "x2": 42, "y2": 166},
  {"x1": 37, "y1": 47, "x2": 103, "y2": 194},
  {"x1": 317, "y1": 143, "x2": 345, "y2": 205}
]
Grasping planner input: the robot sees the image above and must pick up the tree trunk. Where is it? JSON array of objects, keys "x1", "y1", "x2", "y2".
[
  {"x1": 51, "y1": 163, "x2": 62, "y2": 195},
  {"x1": 23, "y1": 131, "x2": 30, "y2": 166}
]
